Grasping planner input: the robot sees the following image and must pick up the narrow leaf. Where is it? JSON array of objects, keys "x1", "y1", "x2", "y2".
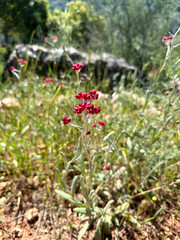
[
  {"x1": 115, "y1": 202, "x2": 130, "y2": 215},
  {"x1": 21, "y1": 125, "x2": 29, "y2": 135},
  {"x1": 78, "y1": 219, "x2": 95, "y2": 240},
  {"x1": 103, "y1": 131, "x2": 115, "y2": 141},
  {"x1": 49, "y1": 84, "x2": 62, "y2": 105},
  {"x1": 55, "y1": 168, "x2": 66, "y2": 188},
  {"x1": 71, "y1": 175, "x2": 78, "y2": 196},
  {"x1": 55, "y1": 189, "x2": 76, "y2": 205},
  {"x1": 60, "y1": 151, "x2": 67, "y2": 167},
  {"x1": 113, "y1": 166, "x2": 126, "y2": 179},
  {"x1": 73, "y1": 208, "x2": 94, "y2": 215},
  {"x1": 129, "y1": 215, "x2": 141, "y2": 227},
  {"x1": 94, "y1": 217, "x2": 103, "y2": 240},
  {"x1": 104, "y1": 199, "x2": 114, "y2": 212}
]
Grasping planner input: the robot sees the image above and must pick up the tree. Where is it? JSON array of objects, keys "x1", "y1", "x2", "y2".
[
  {"x1": 89, "y1": 0, "x2": 179, "y2": 69},
  {"x1": 47, "y1": 0, "x2": 107, "y2": 51},
  {"x1": 0, "y1": 0, "x2": 49, "y2": 43}
]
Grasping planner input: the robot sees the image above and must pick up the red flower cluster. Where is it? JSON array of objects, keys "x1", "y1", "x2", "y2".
[
  {"x1": 86, "y1": 131, "x2": 91, "y2": 135},
  {"x1": 99, "y1": 120, "x2": 105, "y2": 126},
  {"x1": 10, "y1": 66, "x2": 15, "y2": 72},
  {"x1": 44, "y1": 78, "x2": 54, "y2": 82},
  {"x1": 62, "y1": 116, "x2": 71, "y2": 125},
  {"x1": 17, "y1": 59, "x2": 27, "y2": 65},
  {"x1": 51, "y1": 36, "x2": 59, "y2": 40},
  {"x1": 93, "y1": 123, "x2": 97, "y2": 127},
  {"x1": 162, "y1": 36, "x2": 172, "y2": 41},
  {"x1": 44, "y1": 36, "x2": 58, "y2": 41},
  {"x1": 75, "y1": 90, "x2": 99, "y2": 101},
  {"x1": 73, "y1": 103, "x2": 101, "y2": 115},
  {"x1": 72, "y1": 63, "x2": 83, "y2": 71}
]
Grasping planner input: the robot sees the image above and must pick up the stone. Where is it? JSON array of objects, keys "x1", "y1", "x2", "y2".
[
  {"x1": 26, "y1": 208, "x2": 39, "y2": 223},
  {"x1": 2, "y1": 44, "x2": 140, "y2": 90},
  {"x1": 0, "y1": 182, "x2": 10, "y2": 191},
  {"x1": 13, "y1": 227, "x2": 23, "y2": 238},
  {"x1": 169, "y1": 76, "x2": 180, "y2": 93},
  {"x1": 33, "y1": 176, "x2": 40, "y2": 189},
  {"x1": 0, "y1": 97, "x2": 19, "y2": 108},
  {"x1": 0, "y1": 197, "x2": 7, "y2": 206}
]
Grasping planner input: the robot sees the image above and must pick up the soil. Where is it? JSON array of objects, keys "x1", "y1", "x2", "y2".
[{"x1": 0, "y1": 176, "x2": 180, "y2": 240}]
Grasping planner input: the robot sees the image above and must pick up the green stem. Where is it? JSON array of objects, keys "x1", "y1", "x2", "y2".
[{"x1": 76, "y1": 71, "x2": 81, "y2": 93}]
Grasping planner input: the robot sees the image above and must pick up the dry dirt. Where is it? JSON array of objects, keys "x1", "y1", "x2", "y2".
[{"x1": 0, "y1": 176, "x2": 180, "y2": 240}]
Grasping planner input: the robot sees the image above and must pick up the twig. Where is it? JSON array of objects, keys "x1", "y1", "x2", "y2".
[
  {"x1": 131, "y1": 179, "x2": 180, "y2": 199},
  {"x1": 43, "y1": 205, "x2": 47, "y2": 222},
  {"x1": 0, "y1": 202, "x2": 10, "y2": 209},
  {"x1": 9, "y1": 201, "x2": 66, "y2": 211},
  {"x1": 33, "y1": 212, "x2": 43, "y2": 240},
  {"x1": 49, "y1": 204, "x2": 54, "y2": 227},
  {"x1": 7, "y1": 212, "x2": 28, "y2": 223}
]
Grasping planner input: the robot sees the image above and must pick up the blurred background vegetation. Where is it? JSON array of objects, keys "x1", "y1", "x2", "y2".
[{"x1": 0, "y1": 0, "x2": 179, "y2": 76}]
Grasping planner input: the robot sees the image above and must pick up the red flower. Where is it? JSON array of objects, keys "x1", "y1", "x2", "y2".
[
  {"x1": 17, "y1": 59, "x2": 27, "y2": 65},
  {"x1": 99, "y1": 120, "x2": 105, "y2": 126},
  {"x1": 10, "y1": 66, "x2": 15, "y2": 72},
  {"x1": 75, "y1": 90, "x2": 99, "y2": 101},
  {"x1": 44, "y1": 37, "x2": 48, "y2": 41},
  {"x1": 62, "y1": 116, "x2": 71, "y2": 125},
  {"x1": 70, "y1": 145, "x2": 74, "y2": 150},
  {"x1": 51, "y1": 36, "x2": 59, "y2": 40},
  {"x1": 162, "y1": 35, "x2": 173, "y2": 46},
  {"x1": 86, "y1": 131, "x2": 91, "y2": 135},
  {"x1": 105, "y1": 165, "x2": 110, "y2": 170},
  {"x1": 17, "y1": 59, "x2": 23, "y2": 63},
  {"x1": 72, "y1": 63, "x2": 83, "y2": 71},
  {"x1": 44, "y1": 78, "x2": 54, "y2": 82},
  {"x1": 162, "y1": 36, "x2": 172, "y2": 41},
  {"x1": 40, "y1": 101, "x2": 43, "y2": 106},
  {"x1": 93, "y1": 123, "x2": 97, "y2": 127},
  {"x1": 73, "y1": 103, "x2": 101, "y2": 115}
]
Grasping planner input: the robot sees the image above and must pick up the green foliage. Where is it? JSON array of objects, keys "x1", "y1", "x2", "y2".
[
  {"x1": 90, "y1": 0, "x2": 179, "y2": 69},
  {"x1": 0, "y1": 0, "x2": 49, "y2": 42},
  {"x1": 47, "y1": 0, "x2": 107, "y2": 50}
]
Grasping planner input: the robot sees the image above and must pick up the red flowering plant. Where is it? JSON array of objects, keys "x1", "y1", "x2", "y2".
[
  {"x1": 161, "y1": 28, "x2": 180, "y2": 71},
  {"x1": 44, "y1": 35, "x2": 59, "y2": 47},
  {"x1": 55, "y1": 62, "x2": 120, "y2": 238},
  {"x1": 10, "y1": 58, "x2": 28, "y2": 79},
  {"x1": 61, "y1": 89, "x2": 104, "y2": 185}
]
